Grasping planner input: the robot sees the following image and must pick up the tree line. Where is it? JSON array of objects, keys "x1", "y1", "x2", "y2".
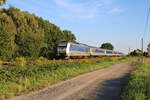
[{"x1": 0, "y1": 7, "x2": 76, "y2": 60}]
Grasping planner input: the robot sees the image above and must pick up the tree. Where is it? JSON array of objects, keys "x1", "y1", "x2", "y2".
[
  {"x1": 0, "y1": 13, "x2": 17, "y2": 59},
  {"x1": 143, "y1": 52, "x2": 148, "y2": 57},
  {"x1": 147, "y1": 43, "x2": 150, "y2": 52},
  {"x1": 0, "y1": 0, "x2": 7, "y2": 6},
  {"x1": 13, "y1": 11, "x2": 44, "y2": 58},
  {"x1": 0, "y1": 7, "x2": 76, "y2": 59},
  {"x1": 63, "y1": 30, "x2": 76, "y2": 42},
  {"x1": 36, "y1": 17, "x2": 64, "y2": 58},
  {"x1": 100, "y1": 43, "x2": 114, "y2": 50},
  {"x1": 130, "y1": 49, "x2": 142, "y2": 56},
  {"x1": 36, "y1": 17, "x2": 76, "y2": 59},
  {"x1": 1, "y1": 7, "x2": 45, "y2": 58}
]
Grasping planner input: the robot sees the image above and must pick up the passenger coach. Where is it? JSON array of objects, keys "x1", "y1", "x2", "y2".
[{"x1": 57, "y1": 41, "x2": 123, "y2": 58}]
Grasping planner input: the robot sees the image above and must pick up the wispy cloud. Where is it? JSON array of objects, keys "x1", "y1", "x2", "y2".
[
  {"x1": 109, "y1": 8, "x2": 123, "y2": 14},
  {"x1": 53, "y1": 0, "x2": 122, "y2": 19}
]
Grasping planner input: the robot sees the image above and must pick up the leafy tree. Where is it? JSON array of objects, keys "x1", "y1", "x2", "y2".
[
  {"x1": 147, "y1": 43, "x2": 150, "y2": 52},
  {"x1": 0, "y1": 0, "x2": 6, "y2": 6},
  {"x1": 100, "y1": 43, "x2": 114, "y2": 50},
  {"x1": 36, "y1": 17, "x2": 76, "y2": 59},
  {"x1": 143, "y1": 52, "x2": 148, "y2": 57},
  {"x1": 63, "y1": 30, "x2": 76, "y2": 42},
  {"x1": 130, "y1": 49, "x2": 143, "y2": 56},
  {"x1": 130, "y1": 50, "x2": 139, "y2": 56},
  {"x1": 2, "y1": 7, "x2": 45, "y2": 58},
  {"x1": 0, "y1": 13, "x2": 17, "y2": 59},
  {"x1": 36, "y1": 17, "x2": 63, "y2": 58},
  {"x1": 0, "y1": 7, "x2": 76, "y2": 60},
  {"x1": 0, "y1": 26, "x2": 15, "y2": 59}
]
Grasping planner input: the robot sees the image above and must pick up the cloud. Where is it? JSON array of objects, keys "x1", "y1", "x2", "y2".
[
  {"x1": 53, "y1": 0, "x2": 107, "y2": 19},
  {"x1": 109, "y1": 8, "x2": 123, "y2": 14},
  {"x1": 54, "y1": 0, "x2": 83, "y2": 13},
  {"x1": 53, "y1": 0, "x2": 121, "y2": 19}
]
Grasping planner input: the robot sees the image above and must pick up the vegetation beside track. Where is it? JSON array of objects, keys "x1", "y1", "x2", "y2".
[
  {"x1": 120, "y1": 59, "x2": 150, "y2": 100},
  {"x1": 0, "y1": 57, "x2": 131, "y2": 99}
]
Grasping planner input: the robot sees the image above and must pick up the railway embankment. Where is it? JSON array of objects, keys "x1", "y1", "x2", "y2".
[{"x1": 0, "y1": 57, "x2": 132, "y2": 100}]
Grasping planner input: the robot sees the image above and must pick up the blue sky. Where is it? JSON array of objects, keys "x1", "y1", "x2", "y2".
[{"x1": 1, "y1": 0, "x2": 150, "y2": 53}]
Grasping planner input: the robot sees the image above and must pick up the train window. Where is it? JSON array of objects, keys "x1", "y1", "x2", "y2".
[
  {"x1": 70, "y1": 44, "x2": 87, "y2": 52},
  {"x1": 58, "y1": 46, "x2": 66, "y2": 49},
  {"x1": 58, "y1": 42, "x2": 67, "y2": 47},
  {"x1": 106, "y1": 51, "x2": 113, "y2": 54},
  {"x1": 87, "y1": 48, "x2": 90, "y2": 52},
  {"x1": 96, "y1": 49, "x2": 104, "y2": 53},
  {"x1": 92, "y1": 49, "x2": 104, "y2": 53}
]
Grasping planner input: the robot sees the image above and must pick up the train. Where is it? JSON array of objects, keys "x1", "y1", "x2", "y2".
[{"x1": 57, "y1": 41, "x2": 123, "y2": 58}]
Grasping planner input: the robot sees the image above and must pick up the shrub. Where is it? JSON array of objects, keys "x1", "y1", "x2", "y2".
[
  {"x1": 111, "y1": 57, "x2": 119, "y2": 61},
  {"x1": 79, "y1": 59, "x2": 90, "y2": 64},
  {"x1": 104, "y1": 57, "x2": 112, "y2": 61},
  {"x1": 35, "y1": 57, "x2": 49, "y2": 65},
  {"x1": 16, "y1": 57, "x2": 26, "y2": 67},
  {"x1": 0, "y1": 57, "x2": 130, "y2": 100}
]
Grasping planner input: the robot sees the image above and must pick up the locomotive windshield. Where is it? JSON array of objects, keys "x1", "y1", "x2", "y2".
[
  {"x1": 58, "y1": 42, "x2": 67, "y2": 47},
  {"x1": 57, "y1": 42, "x2": 67, "y2": 54}
]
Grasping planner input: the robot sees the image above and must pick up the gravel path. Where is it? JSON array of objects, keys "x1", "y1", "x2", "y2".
[{"x1": 7, "y1": 62, "x2": 132, "y2": 100}]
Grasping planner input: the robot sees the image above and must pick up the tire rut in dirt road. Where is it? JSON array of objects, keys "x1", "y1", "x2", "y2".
[{"x1": 7, "y1": 62, "x2": 132, "y2": 100}]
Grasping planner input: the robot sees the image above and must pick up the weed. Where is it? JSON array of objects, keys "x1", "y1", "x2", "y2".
[
  {"x1": 0, "y1": 57, "x2": 130, "y2": 99},
  {"x1": 120, "y1": 63, "x2": 150, "y2": 100},
  {"x1": 0, "y1": 60, "x2": 2, "y2": 68},
  {"x1": 16, "y1": 57, "x2": 26, "y2": 67}
]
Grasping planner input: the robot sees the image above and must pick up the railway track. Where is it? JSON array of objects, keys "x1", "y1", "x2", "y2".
[{"x1": 1, "y1": 56, "x2": 125, "y2": 67}]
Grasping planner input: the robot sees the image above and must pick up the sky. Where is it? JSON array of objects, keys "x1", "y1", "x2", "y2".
[{"x1": 1, "y1": 0, "x2": 150, "y2": 54}]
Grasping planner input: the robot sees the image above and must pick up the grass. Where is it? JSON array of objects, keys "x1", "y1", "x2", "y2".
[
  {"x1": 120, "y1": 61, "x2": 150, "y2": 100},
  {"x1": 0, "y1": 57, "x2": 131, "y2": 100}
]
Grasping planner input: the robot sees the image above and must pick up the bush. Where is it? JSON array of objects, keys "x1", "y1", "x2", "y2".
[
  {"x1": 104, "y1": 57, "x2": 112, "y2": 61},
  {"x1": 35, "y1": 57, "x2": 49, "y2": 65},
  {"x1": 111, "y1": 57, "x2": 119, "y2": 61}
]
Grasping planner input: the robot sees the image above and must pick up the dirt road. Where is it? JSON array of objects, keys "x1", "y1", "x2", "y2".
[{"x1": 7, "y1": 62, "x2": 132, "y2": 100}]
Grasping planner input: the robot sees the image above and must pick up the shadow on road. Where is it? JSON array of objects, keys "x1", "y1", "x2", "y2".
[{"x1": 79, "y1": 72, "x2": 130, "y2": 100}]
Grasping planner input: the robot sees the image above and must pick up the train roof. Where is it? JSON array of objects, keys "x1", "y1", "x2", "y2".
[{"x1": 59, "y1": 41, "x2": 112, "y2": 50}]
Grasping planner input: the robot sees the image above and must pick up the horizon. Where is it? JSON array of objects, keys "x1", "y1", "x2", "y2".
[{"x1": 1, "y1": 0, "x2": 150, "y2": 54}]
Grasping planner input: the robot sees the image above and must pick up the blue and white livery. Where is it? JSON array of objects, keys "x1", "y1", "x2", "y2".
[{"x1": 57, "y1": 41, "x2": 123, "y2": 57}]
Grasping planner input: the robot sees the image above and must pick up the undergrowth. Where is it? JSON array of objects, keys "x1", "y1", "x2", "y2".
[
  {"x1": 0, "y1": 57, "x2": 130, "y2": 100},
  {"x1": 120, "y1": 62, "x2": 150, "y2": 100}
]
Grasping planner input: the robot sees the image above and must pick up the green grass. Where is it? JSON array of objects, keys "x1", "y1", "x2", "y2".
[
  {"x1": 0, "y1": 57, "x2": 130, "y2": 100},
  {"x1": 120, "y1": 62, "x2": 150, "y2": 100}
]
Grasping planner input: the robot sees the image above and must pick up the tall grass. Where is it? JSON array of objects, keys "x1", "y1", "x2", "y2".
[
  {"x1": 0, "y1": 57, "x2": 129, "y2": 99},
  {"x1": 0, "y1": 60, "x2": 2, "y2": 68},
  {"x1": 120, "y1": 63, "x2": 150, "y2": 100},
  {"x1": 16, "y1": 57, "x2": 26, "y2": 67}
]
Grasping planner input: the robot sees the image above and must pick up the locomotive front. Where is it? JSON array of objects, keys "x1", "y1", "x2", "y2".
[{"x1": 57, "y1": 42, "x2": 68, "y2": 57}]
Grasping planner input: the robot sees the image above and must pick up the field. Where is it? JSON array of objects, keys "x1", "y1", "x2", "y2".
[
  {"x1": 0, "y1": 57, "x2": 131, "y2": 99},
  {"x1": 120, "y1": 58, "x2": 150, "y2": 100}
]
